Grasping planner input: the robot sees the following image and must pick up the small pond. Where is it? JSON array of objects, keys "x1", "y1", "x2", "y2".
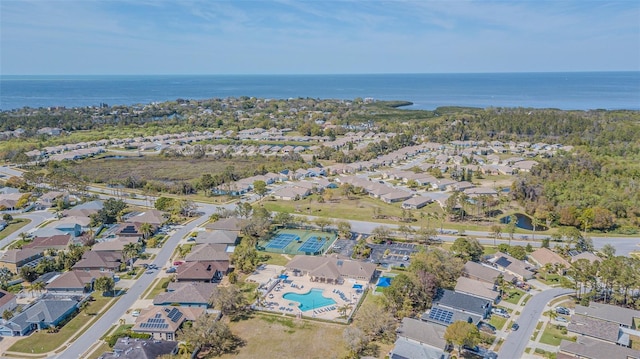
[{"x1": 500, "y1": 213, "x2": 547, "y2": 231}]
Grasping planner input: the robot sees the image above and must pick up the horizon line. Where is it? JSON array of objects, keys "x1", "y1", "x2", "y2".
[{"x1": 2, "y1": 70, "x2": 640, "y2": 77}]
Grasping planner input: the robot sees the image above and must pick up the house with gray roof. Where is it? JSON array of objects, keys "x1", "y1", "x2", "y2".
[
  {"x1": 185, "y1": 244, "x2": 231, "y2": 262},
  {"x1": 423, "y1": 289, "x2": 492, "y2": 327},
  {"x1": 488, "y1": 252, "x2": 534, "y2": 281},
  {"x1": 390, "y1": 317, "x2": 450, "y2": 359},
  {"x1": 286, "y1": 255, "x2": 378, "y2": 284},
  {"x1": 454, "y1": 277, "x2": 500, "y2": 303},
  {"x1": 574, "y1": 302, "x2": 640, "y2": 328},
  {"x1": 153, "y1": 282, "x2": 216, "y2": 307},
  {"x1": 46, "y1": 270, "x2": 112, "y2": 294},
  {"x1": 559, "y1": 337, "x2": 640, "y2": 359},
  {"x1": 463, "y1": 261, "x2": 516, "y2": 285},
  {"x1": 195, "y1": 230, "x2": 238, "y2": 245},
  {"x1": 0, "y1": 298, "x2": 79, "y2": 336},
  {"x1": 99, "y1": 337, "x2": 178, "y2": 359},
  {"x1": 204, "y1": 217, "x2": 244, "y2": 232}
]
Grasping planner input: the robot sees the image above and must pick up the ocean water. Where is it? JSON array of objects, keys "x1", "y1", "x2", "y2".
[{"x1": 1, "y1": 72, "x2": 639, "y2": 111}]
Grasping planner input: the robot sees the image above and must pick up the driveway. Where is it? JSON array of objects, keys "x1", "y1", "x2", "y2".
[{"x1": 497, "y1": 287, "x2": 572, "y2": 359}]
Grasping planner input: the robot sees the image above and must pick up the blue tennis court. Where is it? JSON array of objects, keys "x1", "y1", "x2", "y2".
[
  {"x1": 266, "y1": 233, "x2": 300, "y2": 249},
  {"x1": 298, "y1": 236, "x2": 326, "y2": 253}
]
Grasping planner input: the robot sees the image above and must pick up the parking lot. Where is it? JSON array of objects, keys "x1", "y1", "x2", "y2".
[{"x1": 368, "y1": 242, "x2": 419, "y2": 267}]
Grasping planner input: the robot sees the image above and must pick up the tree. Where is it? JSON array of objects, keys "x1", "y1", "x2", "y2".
[
  {"x1": 209, "y1": 285, "x2": 249, "y2": 321},
  {"x1": 94, "y1": 276, "x2": 116, "y2": 296},
  {"x1": 343, "y1": 326, "x2": 369, "y2": 358},
  {"x1": 182, "y1": 314, "x2": 244, "y2": 357},
  {"x1": 444, "y1": 320, "x2": 480, "y2": 354},
  {"x1": 140, "y1": 222, "x2": 153, "y2": 240},
  {"x1": 541, "y1": 237, "x2": 550, "y2": 248},
  {"x1": 0, "y1": 267, "x2": 13, "y2": 289},
  {"x1": 601, "y1": 243, "x2": 616, "y2": 258},
  {"x1": 31, "y1": 281, "x2": 45, "y2": 295},
  {"x1": 314, "y1": 217, "x2": 332, "y2": 232},
  {"x1": 353, "y1": 302, "x2": 396, "y2": 342},
  {"x1": 2, "y1": 214, "x2": 12, "y2": 222},
  {"x1": 2, "y1": 309, "x2": 13, "y2": 320},
  {"x1": 122, "y1": 242, "x2": 140, "y2": 270},
  {"x1": 154, "y1": 196, "x2": 175, "y2": 211},
  {"x1": 371, "y1": 226, "x2": 391, "y2": 244},
  {"x1": 508, "y1": 245, "x2": 527, "y2": 260},
  {"x1": 230, "y1": 241, "x2": 259, "y2": 273},
  {"x1": 20, "y1": 266, "x2": 38, "y2": 283},
  {"x1": 273, "y1": 212, "x2": 293, "y2": 227},
  {"x1": 336, "y1": 221, "x2": 352, "y2": 238},
  {"x1": 506, "y1": 214, "x2": 517, "y2": 246},
  {"x1": 235, "y1": 202, "x2": 253, "y2": 219},
  {"x1": 490, "y1": 224, "x2": 502, "y2": 246},
  {"x1": 253, "y1": 180, "x2": 267, "y2": 198},
  {"x1": 450, "y1": 237, "x2": 484, "y2": 262}
]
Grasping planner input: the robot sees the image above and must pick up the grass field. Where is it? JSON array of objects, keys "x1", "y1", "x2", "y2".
[
  {"x1": 69, "y1": 155, "x2": 304, "y2": 184},
  {"x1": 539, "y1": 323, "x2": 575, "y2": 346},
  {"x1": 220, "y1": 313, "x2": 349, "y2": 359},
  {"x1": 489, "y1": 315, "x2": 508, "y2": 331},
  {"x1": 503, "y1": 288, "x2": 525, "y2": 305},
  {"x1": 0, "y1": 218, "x2": 30, "y2": 243},
  {"x1": 144, "y1": 277, "x2": 172, "y2": 300},
  {"x1": 8, "y1": 294, "x2": 113, "y2": 354}
]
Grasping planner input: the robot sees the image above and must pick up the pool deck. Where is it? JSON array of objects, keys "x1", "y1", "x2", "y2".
[{"x1": 248, "y1": 264, "x2": 366, "y2": 320}]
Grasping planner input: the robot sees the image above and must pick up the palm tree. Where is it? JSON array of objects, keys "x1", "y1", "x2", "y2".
[
  {"x1": 140, "y1": 222, "x2": 153, "y2": 240},
  {"x1": 547, "y1": 309, "x2": 558, "y2": 322},
  {"x1": 122, "y1": 243, "x2": 139, "y2": 270},
  {"x1": 31, "y1": 281, "x2": 46, "y2": 295}
]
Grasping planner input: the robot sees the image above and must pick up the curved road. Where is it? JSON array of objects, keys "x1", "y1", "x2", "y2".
[
  {"x1": 497, "y1": 287, "x2": 572, "y2": 359},
  {"x1": 1, "y1": 210, "x2": 55, "y2": 248}
]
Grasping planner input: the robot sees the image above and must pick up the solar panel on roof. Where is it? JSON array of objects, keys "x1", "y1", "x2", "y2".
[{"x1": 428, "y1": 308, "x2": 454, "y2": 324}]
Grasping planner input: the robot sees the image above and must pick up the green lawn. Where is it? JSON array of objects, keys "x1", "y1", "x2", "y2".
[
  {"x1": 539, "y1": 323, "x2": 576, "y2": 346},
  {"x1": 0, "y1": 218, "x2": 30, "y2": 244},
  {"x1": 8, "y1": 294, "x2": 113, "y2": 354},
  {"x1": 144, "y1": 277, "x2": 171, "y2": 300},
  {"x1": 489, "y1": 315, "x2": 508, "y2": 330},
  {"x1": 503, "y1": 288, "x2": 525, "y2": 305},
  {"x1": 260, "y1": 253, "x2": 291, "y2": 266}
]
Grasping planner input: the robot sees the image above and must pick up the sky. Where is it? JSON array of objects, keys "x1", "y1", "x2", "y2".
[{"x1": 1, "y1": 0, "x2": 639, "y2": 75}]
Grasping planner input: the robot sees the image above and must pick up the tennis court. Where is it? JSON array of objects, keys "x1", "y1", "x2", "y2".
[
  {"x1": 298, "y1": 236, "x2": 326, "y2": 253},
  {"x1": 259, "y1": 229, "x2": 337, "y2": 256},
  {"x1": 266, "y1": 233, "x2": 300, "y2": 250}
]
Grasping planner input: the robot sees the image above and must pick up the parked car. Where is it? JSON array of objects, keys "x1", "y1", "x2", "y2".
[
  {"x1": 166, "y1": 267, "x2": 177, "y2": 273},
  {"x1": 556, "y1": 307, "x2": 570, "y2": 315},
  {"x1": 556, "y1": 316, "x2": 568, "y2": 323},
  {"x1": 492, "y1": 308, "x2": 510, "y2": 318},
  {"x1": 511, "y1": 323, "x2": 519, "y2": 331}
]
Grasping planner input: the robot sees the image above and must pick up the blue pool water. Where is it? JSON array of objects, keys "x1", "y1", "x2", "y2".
[{"x1": 283, "y1": 288, "x2": 336, "y2": 311}]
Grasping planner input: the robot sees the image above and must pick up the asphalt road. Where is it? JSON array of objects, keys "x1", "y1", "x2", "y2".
[
  {"x1": 497, "y1": 287, "x2": 572, "y2": 359},
  {"x1": 328, "y1": 218, "x2": 640, "y2": 257},
  {"x1": 55, "y1": 204, "x2": 217, "y2": 358},
  {"x1": 1, "y1": 210, "x2": 55, "y2": 248}
]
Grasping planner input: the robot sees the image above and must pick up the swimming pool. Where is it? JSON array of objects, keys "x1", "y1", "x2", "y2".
[{"x1": 283, "y1": 288, "x2": 336, "y2": 311}]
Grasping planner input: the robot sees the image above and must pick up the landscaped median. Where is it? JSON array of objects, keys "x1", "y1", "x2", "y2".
[{"x1": 4, "y1": 293, "x2": 120, "y2": 357}]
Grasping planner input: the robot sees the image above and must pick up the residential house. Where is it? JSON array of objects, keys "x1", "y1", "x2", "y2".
[
  {"x1": 423, "y1": 289, "x2": 492, "y2": 327},
  {"x1": 402, "y1": 196, "x2": 433, "y2": 210},
  {"x1": 126, "y1": 209, "x2": 167, "y2": 228},
  {"x1": 36, "y1": 191, "x2": 67, "y2": 209},
  {"x1": 390, "y1": 317, "x2": 450, "y2": 359},
  {"x1": 0, "y1": 248, "x2": 44, "y2": 273},
  {"x1": 132, "y1": 306, "x2": 204, "y2": 341},
  {"x1": 462, "y1": 261, "x2": 516, "y2": 285},
  {"x1": 46, "y1": 270, "x2": 112, "y2": 294},
  {"x1": 380, "y1": 189, "x2": 413, "y2": 204},
  {"x1": 49, "y1": 216, "x2": 91, "y2": 236},
  {"x1": 175, "y1": 261, "x2": 228, "y2": 282},
  {"x1": 0, "y1": 193, "x2": 25, "y2": 211},
  {"x1": 153, "y1": 282, "x2": 217, "y2": 307},
  {"x1": 116, "y1": 223, "x2": 144, "y2": 238},
  {"x1": 270, "y1": 186, "x2": 311, "y2": 201},
  {"x1": 285, "y1": 255, "x2": 378, "y2": 284},
  {"x1": 92, "y1": 237, "x2": 139, "y2": 252},
  {"x1": 567, "y1": 313, "x2": 635, "y2": 348},
  {"x1": 195, "y1": 230, "x2": 238, "y2": 245},
  {"x1": 573, "y1": 302, "x2": 640, "y2": 329},
  {"x1": 528, "y1": 248, "x2": 571, "y2": 274},
  {"x1": 559, "y1": 337, "x2": 640, "y2": 359},
  {"x1": 99, "y1": 337, "x2": 178, "y2": 359},
  {"x1": 23, "y1": 234, "x2": 72, "y2": 252},
  {"x1": 204, "y1": 217, "x2": 244, "y2": 233},
  {"x1": 0, "y1": 290, "x2": 17, "y2": 314},
  {"x1": 63, "y1": 200, "x2": 103, "y2": 217},
  {"x1": 72, "y1": 251, "x2": 121, "y2": 272},
  {"x1": 185, "y1": 243, "x2": 232, "y2": 263},
  {"x1": 454, "y1": 277, "x2": 501, "y2": 303},
  {"x1": 569, "y1": 251, "x2": 601, "y2": 264},
  {"x1": 0, "y1": 298, "x2": 79, "y2": 336},
  {"x1": 488, "y1": 252, "x2": 535, "y2": 281}
]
